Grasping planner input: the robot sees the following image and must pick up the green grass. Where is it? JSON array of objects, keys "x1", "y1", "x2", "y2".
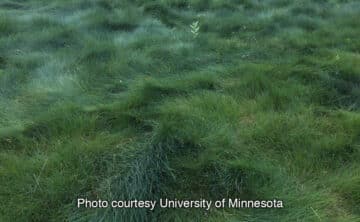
[{"x1": 0, "y1": 0, "x2": 359, "y2": 221}]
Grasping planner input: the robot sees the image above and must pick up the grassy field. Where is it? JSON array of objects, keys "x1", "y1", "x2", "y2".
[{"x1": 0, "y1": 0, "x2": 359, "y2": 221}]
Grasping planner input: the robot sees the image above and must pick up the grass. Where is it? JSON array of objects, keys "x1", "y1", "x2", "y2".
[{"x1": 0, "y1": 0, "x2": 359, "y2": 221}]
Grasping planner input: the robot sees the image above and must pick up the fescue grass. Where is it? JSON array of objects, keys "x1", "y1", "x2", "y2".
[{"x1": 0, "y1": 0, "x2": 359, "y2": 221}]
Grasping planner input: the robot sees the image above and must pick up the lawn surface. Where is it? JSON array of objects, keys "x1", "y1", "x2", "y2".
[{"x1": 0, "y1": 0, "x2": 359, "y2": 221}]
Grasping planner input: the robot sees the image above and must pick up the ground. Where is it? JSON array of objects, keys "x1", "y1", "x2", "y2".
[{"x1": 0, "y1": 0, "x2": 359, "y2": 221}]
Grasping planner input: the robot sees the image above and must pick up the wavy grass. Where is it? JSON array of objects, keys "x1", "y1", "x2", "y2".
[{"x1": 0, "y1": 0, "x2": 359, "y2": 221}]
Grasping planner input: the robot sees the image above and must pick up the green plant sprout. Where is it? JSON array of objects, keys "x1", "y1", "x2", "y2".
[{"x1": 190, "y1": 20, "x2": 200, "y2": 38}]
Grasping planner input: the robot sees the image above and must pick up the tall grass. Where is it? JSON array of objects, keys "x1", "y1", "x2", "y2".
[{"x1": 0, "y1": 0, "x2": 359, "y2": 221}]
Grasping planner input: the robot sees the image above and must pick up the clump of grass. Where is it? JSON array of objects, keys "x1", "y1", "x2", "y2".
[
  {"x1": 86, "y1": 7, "x2": 142, "y2": 32},
  {"x1": 0, "y1": 1, "x2": 26, "y2": 10},
  {"x1": 0, "y1": 13, "x2": 17, "y2": 36},
  {"x1": 0, "y1": 56, "x2": 6, "y2": 68}
]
